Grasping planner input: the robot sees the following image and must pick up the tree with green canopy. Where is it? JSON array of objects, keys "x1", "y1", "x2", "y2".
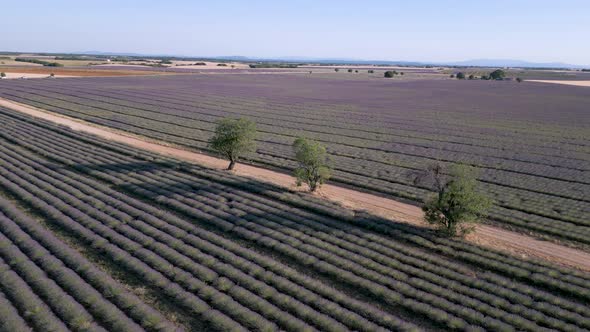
[
  {"x1": 209, "y1": 118, "x2": 257, "y2": 170},
  {"x1": 413, "y1": 163, "x2": 491, "y2": 237},
  {"x1": 489, "y1": 69, "x2": 506, "y2": 80},
  {"x1": 292, "y1": 137, "x2": 332, "y2": 192}
]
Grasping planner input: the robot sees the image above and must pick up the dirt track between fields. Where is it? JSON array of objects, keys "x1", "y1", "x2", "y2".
[
  {"x1": 1, "y1": 97, "x2": 589, "y2": 272},
  {"x1": 528, "y1": 80, "x2": 590, "y2": 87},
  {"x1": 0, "y1": 66, "x2": 170, "y2": 77}
]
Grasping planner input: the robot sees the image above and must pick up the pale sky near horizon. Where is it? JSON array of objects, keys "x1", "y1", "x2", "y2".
[{"x1": 2, "y1": 0, "x2": 589, "y2": 65}]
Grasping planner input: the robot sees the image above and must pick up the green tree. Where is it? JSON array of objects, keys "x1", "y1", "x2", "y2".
[
  {"x1": 413, "y1": 163, "x2": 491, "y2": 237},
  {"x1": 489, "y1": 69, "x2": 506, "y2": 80},
  {"x1": 209, "y1": 118, "x2": 257, "y2": 170},
  {"x1": 0, "y1": 72, "x2": 5, "y2": 78},
  {"x1": 384, "y1": 71, "x2": 397, "y2": 78},
  {"x1": 456, "y1": 72, "x2": 465, "y2": 79},
  {"x1": 368, "y1": 69, "x2": 374, "y2": 73},
  {"x1": 292, "y1": 137, "x2": 331, "y2": 192},
  {"x1": 347, "y1": 69, "x2": 353, "y2": 73}
]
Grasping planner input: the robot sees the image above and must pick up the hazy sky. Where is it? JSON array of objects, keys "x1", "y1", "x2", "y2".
[{"x1": 2, "y1": 0, "x2": 589, "y2": 65}]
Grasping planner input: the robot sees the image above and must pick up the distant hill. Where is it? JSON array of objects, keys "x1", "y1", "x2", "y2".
[
  {"x1": 213, "y1": 56, "x2": 587, "y2": 69},
  {"x1": 441, "y1": 59, "x2": 586, "y2": 69},
  {"x1": 24, "y1": 51, "x2": 589, "y2": 69}
]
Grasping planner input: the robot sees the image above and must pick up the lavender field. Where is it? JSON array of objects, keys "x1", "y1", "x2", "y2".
[
  {"x1": 0, "y1": 74, "x2": 588, "y2": 248},
  {"x1": 0, "y1": 106, "x2": 589, "y2": 331}
]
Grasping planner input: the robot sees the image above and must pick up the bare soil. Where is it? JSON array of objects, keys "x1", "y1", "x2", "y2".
[
  {"x1": 528, "y1": 80, "x2": 590, "y2": 87},
  {"x1": 0, "y1": 72, "x2": 75, "y2": 79},
  {"x1": 0, "y1": 66, "x2": 169, "y2": 77},
  {"x1": 1, "y1": 97, "x2": 589, "y2": 272}
]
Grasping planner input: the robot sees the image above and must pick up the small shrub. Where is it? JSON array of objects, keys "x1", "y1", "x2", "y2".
[
  {"x1": 368, "y1": 70, "x2": 374, "y2": 73},
  {"x1": 347, "y1": 69, "x2": 353, "y2": 73},
  {"x1": 456, "y1": 72, "x2": 465, "y2": 79},
  {"x1": 334, "y1": 68, "x2": 339, "y2": 72},
  {"x1": 516, "y1": 77, "x2": 523, "y2": 83},
  {"x1": 450, "y1": 74, "x2": 455, "y2": 78}
]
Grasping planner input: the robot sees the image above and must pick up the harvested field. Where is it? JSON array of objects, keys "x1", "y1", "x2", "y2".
[
  {"x1": 0, "y1": 74, "x2": 588, "y2": 249},
  {"x1": 0, "y1": 105, "x2": 588, "y2": 331}
]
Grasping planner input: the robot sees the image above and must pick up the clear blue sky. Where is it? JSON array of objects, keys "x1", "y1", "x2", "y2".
[{"x1": 2, "y1": 0, "x2": 589, "y2": 65}]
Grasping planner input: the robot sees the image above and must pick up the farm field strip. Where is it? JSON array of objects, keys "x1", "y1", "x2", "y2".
[
  {"x1": 8, "y1": 80, "x2": 590, "y2": 153},
  {"x1": 3, "y1": 113, "x2": 426, "y2": 330},
  {"x1": 0, "y1": 198, "x2": 177, "y2": 330},
  {"x1": 6, "y1": 84, "x2": 590, "y2": 168},
  {"x1": 0, "y1": 106, "x2": 589, "y2": 331},
  {"x1": 2, "y1": 100, "x2": 589, "y2": 257},
  {"x1": 2, "y1": 85, "x2": 588, "y2": 195},
  {"x1": 0, "y1": 77, "x2": 589, "y2": 247},
  {"x1": 129, "y1": 85, "x2": 590, "y2": 147},
  {"x1": 1, "y1": 104, "x2": 587, "y2": 246},
  {"x1": 4, "y1": 77, "x2": 590, "y2": 165},
  {"x1": 96, "y1": 77, "x2": 590, "y2": 142},
  {"x1": 1, "y1": 103, "x2": 588, "y2": 289},
  {"x1": 5, "y1": 89, "x2": 588, "y2": 209}
]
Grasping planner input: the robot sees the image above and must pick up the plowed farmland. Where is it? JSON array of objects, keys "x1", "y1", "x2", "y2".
[
  {"x1": 0, "y1": 106, "x2": 589, "y2": 331},
  {"x1": 0, "y1": 74, "x2": 588, "y2": 248}
]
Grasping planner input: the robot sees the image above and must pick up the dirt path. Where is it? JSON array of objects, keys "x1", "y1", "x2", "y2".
[
  {"x1": 528, "y1": 80, "x2": 590, "y2": 87},
  {"x1": 2, "y1": 97, "x2": 590, "y2": 272}
]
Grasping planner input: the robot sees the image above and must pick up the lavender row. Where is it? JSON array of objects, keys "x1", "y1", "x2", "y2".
[
  {"x1": 2, "y1": 105, "x2": 588, "y2": 286},
  {"x1": 3, "y1": 109, "x2": 588, "y2": 248},
  {"x1": 0, "y1": 116, "x2": 418, "y2": 331},
  {"x1": 3, "y1": 113, "x2": 588, "y2": 330}
]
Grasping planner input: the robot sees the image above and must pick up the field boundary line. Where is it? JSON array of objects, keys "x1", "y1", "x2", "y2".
[{"x1": 1, "y1": 96, "x2": 589, "y2": 272}]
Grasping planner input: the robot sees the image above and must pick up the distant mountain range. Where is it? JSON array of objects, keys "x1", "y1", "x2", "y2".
[
  {"x1": 439, "y1": 59, "x2": 586, "y2": 69},
  {"x1": 72, "y1": 52, "x2": 589, "y2": 69}
]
